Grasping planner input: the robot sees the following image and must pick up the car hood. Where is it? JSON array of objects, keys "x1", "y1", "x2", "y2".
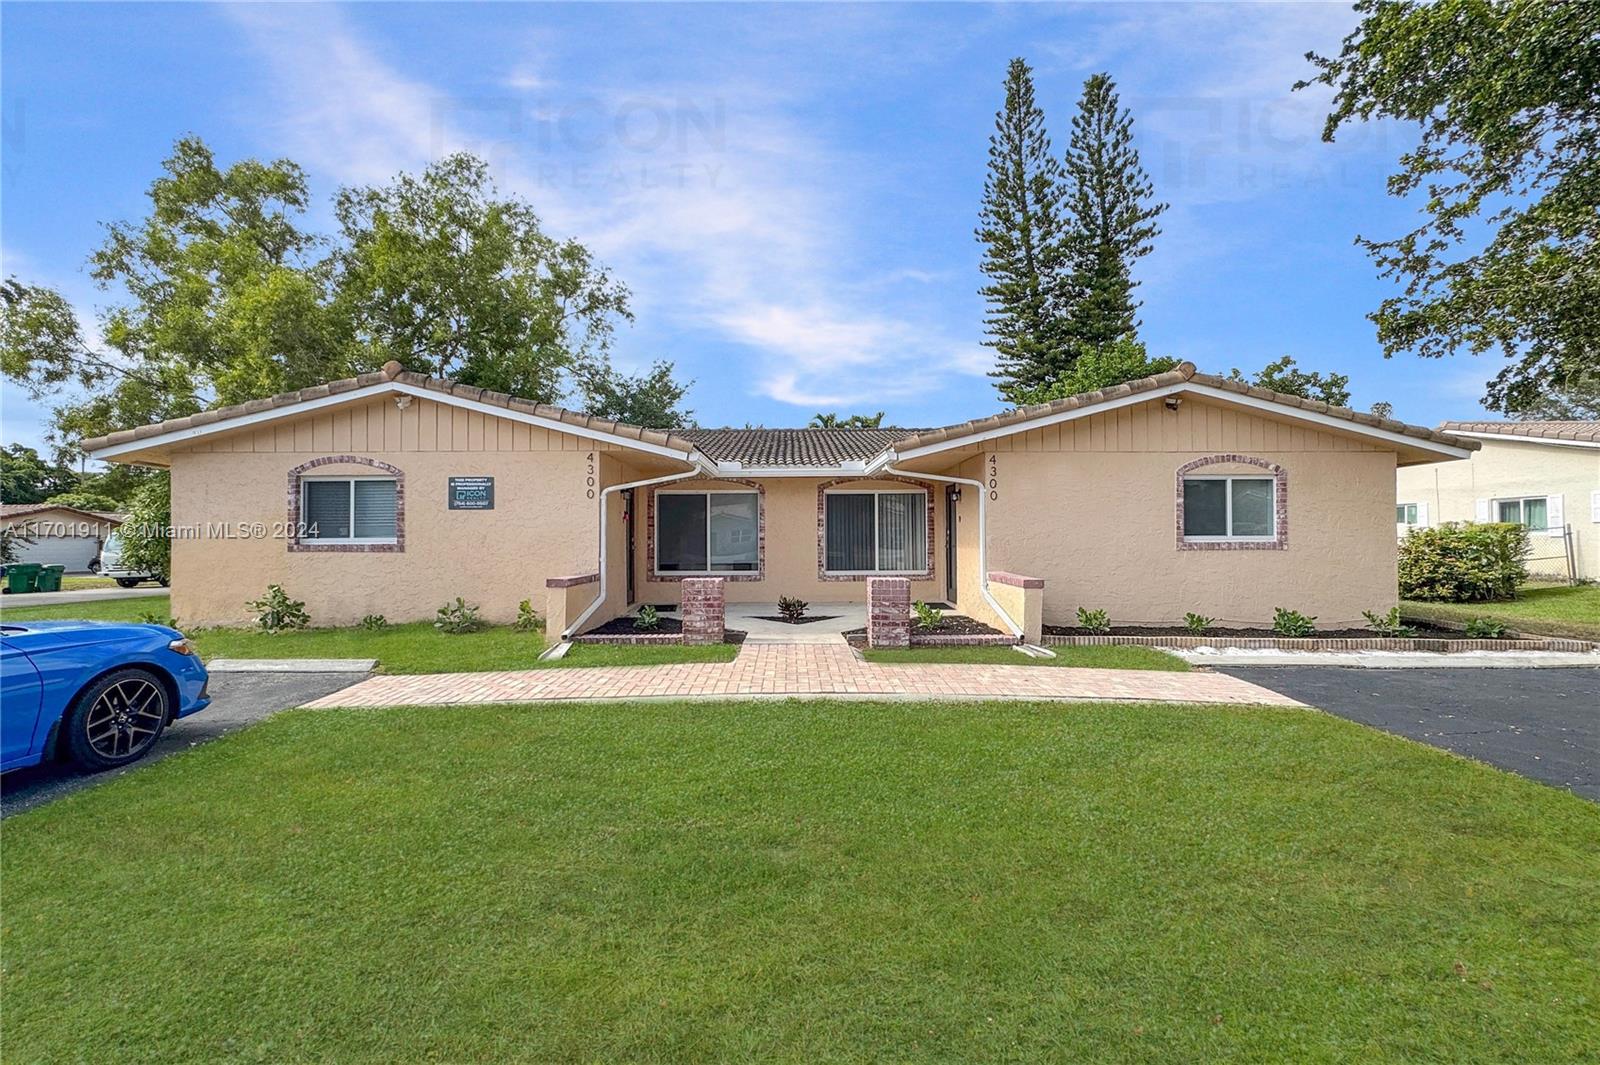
[{"x1": 1, "y1": 619, "x2": 179, "y2": 648}]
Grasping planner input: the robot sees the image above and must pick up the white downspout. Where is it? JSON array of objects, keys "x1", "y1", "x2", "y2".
[
  {"x1": 563, "y1": 462, "x2": 705, "y2": 639},
  {"x1": 884, "y1": 461, "x2": 1024, "y2": 639}
]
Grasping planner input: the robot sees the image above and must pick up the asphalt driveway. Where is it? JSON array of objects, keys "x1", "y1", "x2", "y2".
[
  {"x1": 1, "y1": 671, "x2": 367, "y2": 818},
  {"x1": 1221, "y1": 666, "x2": 1600, "y2": 802}
]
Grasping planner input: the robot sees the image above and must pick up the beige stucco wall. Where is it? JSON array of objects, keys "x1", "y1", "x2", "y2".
[
  {"x1": 1396, "y1": 438, "x2": 1600, "y2": 580},
  {"x1": 167, "y1": 396, "x2": 635, "y2": 627},
  {"x1": 925, "y1": 396, "x2": 1409, "y2": 629},
  {"x1": 633, "y1": 476, "x2": 946, "y2": 607}
]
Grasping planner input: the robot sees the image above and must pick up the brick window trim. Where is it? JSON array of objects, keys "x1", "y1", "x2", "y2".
[
  {"x1": 817, "y1": 476, "x2": 937, "y2": 582},
  {"x1": 287, "y1": 455, "x2": 406, "y2": 553},
  {"x1": 1175, "y1": 454, "x2": 1288, "y2": 551},
  {"x1": 646, "y1": 478, "x2": 766, "y2": 583}
]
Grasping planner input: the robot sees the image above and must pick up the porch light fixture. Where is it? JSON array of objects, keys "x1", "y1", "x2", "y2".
[{"x1": 1164, "y1": 396, "x2": 1182, "y2": 412}]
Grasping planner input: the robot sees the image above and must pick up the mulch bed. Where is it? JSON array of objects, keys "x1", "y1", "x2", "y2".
[
  {"x1": 583, "y1": 616, "x2": 746, "y2": 644},
  {"x1": 843, "y1": 613, "x2": 1008, "y2": 648},
  {"x1": 753, "y1": 615, "x2": 843, "y2": 625},
  {"x1": 1042, "y1": 623, "x2": 1464, "y2": 639}
]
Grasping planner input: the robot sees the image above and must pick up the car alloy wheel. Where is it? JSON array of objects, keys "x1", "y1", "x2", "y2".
[{"x1": 82, "y1": 676, "x2": 167, "y2": 761}]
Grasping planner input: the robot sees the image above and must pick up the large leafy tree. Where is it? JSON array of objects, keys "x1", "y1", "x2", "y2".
[
  {"x1": 0, "y1": 444, "x2": 78, "y2": 504},
  {"x1": 335, "y1": 153, "x2": 631, "y2": 404},
  {"x1": 1303, "y1": 0, "x2": 1600, "y2": 414},
  {"x1": 1010, "y1": 338, "x2": 1178, "y2": 406},
  {"x1": 1061, "y1": 74, "x2": 1167, "y2": 351},
  {"x1": 1227, "y1": 356, "x2": 1353, "y2": 407},
  {"x1": 576, "y1": 359, "x2": 693, "y2": 429},
  {"x1": 977, "y1": 58, "x2": 1075, "y2": 405},
  {"x1": 1, "y1": 138, "x2": 350, "y2": 457}
]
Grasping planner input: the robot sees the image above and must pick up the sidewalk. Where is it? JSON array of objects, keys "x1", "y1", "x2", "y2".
[
  {"x1": 0, "y1": 587, "x2": 166, "y2": 608},
  {"x1": 302, "y1": 643, "x2": 1300, "y2": 709}
]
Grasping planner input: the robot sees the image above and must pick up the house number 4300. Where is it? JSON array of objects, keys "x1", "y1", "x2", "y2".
[{"x1": 987, "y1": 454, "x2": 999, "y2": 500}]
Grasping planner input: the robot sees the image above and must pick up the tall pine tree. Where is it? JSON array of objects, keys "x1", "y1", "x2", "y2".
[
  {"x1": 976, "y1": 58, "x2": 1074, "y2": 404},
  {"x1": 1062, "y1": 74, "x2": 1166, "y2": 351}
]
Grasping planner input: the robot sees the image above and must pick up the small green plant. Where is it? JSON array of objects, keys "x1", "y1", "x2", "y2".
[
  {"x1": 1183, "y1": 612, "x2": 1214, "y2": 635},
  {"x1": 434, "y1": 598, "x2": 483, "y2": 634},
  {"x1": 634, "y1": 604, "x2": 660, "y2": 631},
  {"x1": 246, "y1": 584, "x2": 310, "y2": 633},
  {"x1": 777, "y1": 595, "x2": 809, "y2": 622},
  {"x1": 514, "y1": 599, "x2": 543, "y2": 633},
  {"x1": 137, "y1": 610, "x2": 180, "y2": 628},
  {"x1": 1271, "y1": 607, "x2": 1317, "y2": 637},
  {"x1": 360, "y1": 613, "x2": 389, "y2": 631},
  {"x1": 1465, "y1": 617, "x2": 1507, "y2": 638},
  {"x1": 912, "y1": 600, "x2": 942, "y2": 631},
  {"x1": 1076, "y1": 607, "x2": 1111, "y2": 635},
  {"x1": 1362, "y1": 607, "x2": 1416, "y2": 637}
]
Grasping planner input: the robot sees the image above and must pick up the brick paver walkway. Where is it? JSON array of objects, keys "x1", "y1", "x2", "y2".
[{"x1": 302, "y1": 643, "x2": 1301, "y2": 708}]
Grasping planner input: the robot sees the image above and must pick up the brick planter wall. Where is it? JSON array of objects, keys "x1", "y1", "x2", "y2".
[
  {"x1": 681, "y1": 577, "x2": 726, "y2": 645},
  {"x1": 1043, "y1": 634, "x2": 1595, "y2": 653},
  {"x1": 868, "y1": 577, "x2": 911, "y2": 648}
]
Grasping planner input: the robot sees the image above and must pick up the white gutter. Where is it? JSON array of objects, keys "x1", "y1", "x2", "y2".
[
  {"x1": 884, "y1": 462, "x2": 1024, "y2": 639},
  {"x1": 563, "y1": 463, "x2": 706, "y2": 639}
]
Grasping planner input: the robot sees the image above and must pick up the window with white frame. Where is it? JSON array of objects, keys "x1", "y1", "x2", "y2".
[
  {"x1": 301, "y1": 477, "x2": 398, "y2": 542},
  {"x1": 655, "y1": 490, "x2": 759, "y2": 573},
  {"x1": 1182, "y1": 476, "x2": 1276, "y2": 540},
  {"x1": 824, "y1": 490, "x2": 927, "y2": 573},
  {"x1": 1496, "y1": 496, "x2": 1549, "y2": 531},
  {"x1": 1396, "y1": 503, "x2": 1419, "y2": 526}
]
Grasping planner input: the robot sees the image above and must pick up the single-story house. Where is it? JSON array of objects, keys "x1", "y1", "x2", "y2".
[
  {"x1": 83, "y1": 360, "x2": 1476, "y2": 635},
  {"x1": 1396, "y1": 420, "x2": 1599, "y2": 581},
  {"x1": 0, "y1": 504, "x2": 123, "y2": 573}
]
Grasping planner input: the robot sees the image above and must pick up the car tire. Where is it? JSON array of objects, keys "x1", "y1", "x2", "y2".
[
  {"x1": 115, "y1": 578, "x2": 141, "y2": 588},
  {"x1": 88, "y1": 559, "x2": 101, "y2": 574},
  {"x1": 63, "y1": 668, "x2": 170, "y2": 771},
  {"x1": 157, "y1": 577, "x2": 170, "y2": 587}
]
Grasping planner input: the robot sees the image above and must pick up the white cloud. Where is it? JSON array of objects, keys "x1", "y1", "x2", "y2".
[{"x1": 221, "y1": 6, "x2": 987, "y2": 415}]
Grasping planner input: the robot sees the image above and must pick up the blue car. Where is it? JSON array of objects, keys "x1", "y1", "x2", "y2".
[{"x1": 1, "y1": 621, "x2": 210, "y2": 772}]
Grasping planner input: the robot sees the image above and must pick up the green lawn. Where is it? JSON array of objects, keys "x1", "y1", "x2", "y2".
[
  {"x1": 3, "y1": 700, "x2": 1595, "y2": 1063},
  {"x1": 0, "y1": 594, "x2": 738, "y2": 672},
  {"x1": 0, "y1": 593, "x2": 167, "y2": 622},
  {"x1": 1403, "y1": 583, "x2": 1600, "y2": 640},
  {"x1": 61, "y1": 575, "x2": 121, "y2": 591},
  {"x1": 863, "y1": 643, "x2": 1188, "y2": 670}
]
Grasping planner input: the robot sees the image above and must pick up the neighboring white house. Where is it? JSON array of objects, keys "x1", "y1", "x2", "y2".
[
  {"x1": 1395, "y1": 421, "x2": 1600, "y2": 581},
  {"x1": 0, "y1": 504, "x2": 125, "y2": 573}
]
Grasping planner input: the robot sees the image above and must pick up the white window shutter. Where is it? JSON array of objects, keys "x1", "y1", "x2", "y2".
[
  {"x1": 1475, "y1": 498, "x2": 1490, "y2": 522},
  {"x1": 1418, "y1": 502, "x2": 1429, "y2": 527},
  {"x1": 1591, "y1": 489, "x2": 1600, "y2": 523},
  {"x1": 1546, "y1": 494, "x2": 1564, "y2": 537}
]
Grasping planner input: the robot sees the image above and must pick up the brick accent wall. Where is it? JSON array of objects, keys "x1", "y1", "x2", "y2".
[
  {"x1": 646, "y1": 479, "x2": 765, "y2": 583},
  {"x1": 1174, "y1": 454, "x2": 1288, "y2": 551},
  {"x1": 287, "y1": 455, "x2": 405, "y2": 553},
  {"x1": 680, "y1": 576, "x2": 726, "y2": 645},
  {"x1": 816, "y1": 476, "x2": 936, "y2": 582},
  {"x1": 867, "y1": 576, "x2": 911, "y2": 648}
]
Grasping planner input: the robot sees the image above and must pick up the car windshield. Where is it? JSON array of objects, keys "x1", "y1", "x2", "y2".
[{"x1": 103, "y1": 533, "x2": 122, "y2": 552}]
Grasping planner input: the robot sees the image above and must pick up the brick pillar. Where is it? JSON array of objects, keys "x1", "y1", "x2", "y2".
[
  {"x1": 868, "y1": 577, "x2": 911, "y2": 648},
  {"x1": 680, "y1": 577, "x2": 726, "y2": 645}
]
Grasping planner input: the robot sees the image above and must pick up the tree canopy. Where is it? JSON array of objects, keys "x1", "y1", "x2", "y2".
[
  {"x1": 1, "y1": 139, "x2": 691, "y2": 460},
  {"x1": 1227, "y1": 356, "x2": 1352, "y2": 408},
  {"x1": 808, "y1": 412, "x2": 886, "y2": 429},
  {"x1": 1303, "y1": 0, "x2": 1600, "y2": 414}
]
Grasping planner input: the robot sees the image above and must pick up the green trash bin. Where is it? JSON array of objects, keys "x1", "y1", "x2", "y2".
[
  {"x1": 35, "y1": 565, "x2": 66, "y2": 592},
  {"x1": 5, "y1": 563, "x2": 43, "y2": 594}
]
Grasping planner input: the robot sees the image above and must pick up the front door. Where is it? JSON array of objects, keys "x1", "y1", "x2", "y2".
[{"x1": 945, "y1": 486, "x2": 958, "y2": 604}]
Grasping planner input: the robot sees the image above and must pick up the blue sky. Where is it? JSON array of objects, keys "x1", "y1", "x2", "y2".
[{"x1": 2, "y1": 2, "x2": 1502, "y2": 456}]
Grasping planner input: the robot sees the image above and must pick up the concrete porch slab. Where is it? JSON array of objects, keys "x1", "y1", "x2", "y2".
[{"x1": 206, "y1": 658, "x2": 377, "y2": 674}]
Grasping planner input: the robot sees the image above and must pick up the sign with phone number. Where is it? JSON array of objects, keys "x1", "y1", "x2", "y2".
[{"x1": 448, "y1": 476, "x2": 494, "y2": 510}]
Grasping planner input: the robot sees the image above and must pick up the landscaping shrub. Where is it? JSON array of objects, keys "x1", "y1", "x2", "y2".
[
  {"x1": 514, "y1": 599, "x2": 543, "y2": 633},
  {"x1": 360, "y1": 614, "x2": 389, "y2": 631},
  {"x1": 1076, "y1": 607, "x2": 1111, "y2": 634},
  {"x1": 1398, "y1": 521, "x2": 1529, "y2": 602},
  {"x1": 136, "y1": 610, "x2": 180, "y2": 628},
  {"x1": 246, "y1": 585, "x2": 310, "y2": 633},
  {"x1": 634, "y1": 604, "x2": 660, "y2": 631},
  {"x1": 1362, "y1": 606, "x2": 1416, "y2": 637},
  {"x1": 117, "y1": 473, "x2": 172, "y2": 582},
  {"x1": 1183, "y1": 612, "x2": 1214, "y2": 635},
  {"x1": 1466, "y1": 617, "x2": 1508, "y2": 638},
  {"x1": 1272, "y1": 607, "x2": 1317, "y2": 637},
  {"x1": 778, "y1": 595, "x2": 809, "y2": 622},
  {"x1": 912, "y1": 600, "x2": 941, "y2": 630},
  {"x1": 434, "y1": 598, "x2": 483, "y2": 634}
]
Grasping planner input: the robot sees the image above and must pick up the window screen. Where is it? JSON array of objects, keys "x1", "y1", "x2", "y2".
[
  {"x1": 824, "y1": 492, "x2": 927, "y2": 572},
  {"x1": 1183, "y1": 477, "x2": 1274, "y2": 539},
  {"x1": 301, "y1": 479, "x2": 397, "y2": 541}
]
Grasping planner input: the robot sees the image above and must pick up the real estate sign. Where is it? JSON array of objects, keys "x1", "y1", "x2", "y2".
[{"x1": 447, "y1": 476, "x2": 495, "y2": 510}]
